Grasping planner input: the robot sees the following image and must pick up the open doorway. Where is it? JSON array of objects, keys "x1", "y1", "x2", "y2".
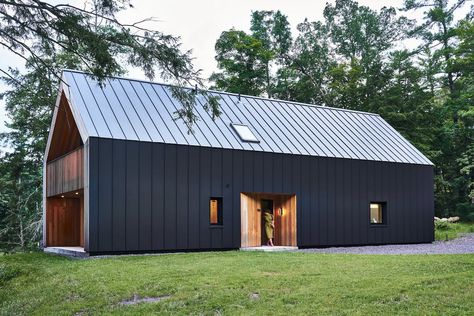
[
  {"x1": 240, "y1": 193, "x2": 297, "y2": 248},
  {"x1": 46, "y1": 190, "x2": 84, "y2": 247},
  {"x1": 260, "y1": 199, "x2": 274, "y2": 246}
]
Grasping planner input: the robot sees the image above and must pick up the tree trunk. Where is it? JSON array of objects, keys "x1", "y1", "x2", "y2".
[
  {"x1": 266, "y1": 63, "x2": 272, "y2": 98},
  {"x1": 441, "y1": 19, "x2": 457, "y2": 123}
]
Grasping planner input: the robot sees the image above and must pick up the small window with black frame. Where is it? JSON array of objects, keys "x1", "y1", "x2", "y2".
[
  {"x1": 370, "y1": 202, "x2": 386, "y2": 225},
  {"x1": 210, "y1": 197, "x2": 223, "y2": 225}
]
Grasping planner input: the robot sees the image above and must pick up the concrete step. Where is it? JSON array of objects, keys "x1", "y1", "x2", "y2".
[
  {"x1": 240, "y1": 246, "x2": 298, "y2": 252},
  {"x1": 44, "y1": 247, "x2": 89, "y2": 258}
]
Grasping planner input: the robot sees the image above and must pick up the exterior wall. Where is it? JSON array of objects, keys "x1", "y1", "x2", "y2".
[{"x1": 86, "y1": 137, "x2": 434, "y2": 254}]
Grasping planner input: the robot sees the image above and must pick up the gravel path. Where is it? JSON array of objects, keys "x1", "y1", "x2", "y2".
[{"x1": 297, "y1": 233, "x2": 474, "y2": 255}]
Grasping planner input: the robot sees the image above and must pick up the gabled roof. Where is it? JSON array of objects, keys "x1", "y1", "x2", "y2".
[{"x1": 58, "y1": 69, "x2": 433, "y2": 165}]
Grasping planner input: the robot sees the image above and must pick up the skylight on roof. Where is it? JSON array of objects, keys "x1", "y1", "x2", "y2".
[{"x1": 231, "y1": 123, "x2": 259, "y2": 143}]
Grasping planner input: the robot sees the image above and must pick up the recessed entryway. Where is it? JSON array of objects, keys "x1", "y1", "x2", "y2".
[
  {"x1": 240, "y1": 192, "x2": 297, "y2": 248},
  {"x1": 46, "y1": 190, "x2": 84, "y2": 248}
]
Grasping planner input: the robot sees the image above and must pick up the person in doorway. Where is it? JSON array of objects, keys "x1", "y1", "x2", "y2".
[{"x1": 263, "y1": 209, "x2": 275, "y2": 246}]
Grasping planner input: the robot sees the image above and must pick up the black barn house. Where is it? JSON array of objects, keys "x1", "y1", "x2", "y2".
[{"x1": 43, "y1": 70, "x2": 434, "y2": 255}]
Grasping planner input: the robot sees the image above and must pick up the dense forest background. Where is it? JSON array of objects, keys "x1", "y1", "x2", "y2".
[{"x1": 0, "y1": 0, "x2": 473, "y2": 250}]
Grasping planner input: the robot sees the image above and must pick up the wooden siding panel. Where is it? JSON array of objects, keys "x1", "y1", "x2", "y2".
[
  {"x1": 290, "y1": 194, "x2": 297, "y2": 246},
  {"x1": 46, "y1": 197, "x2": 82, "y2": 246},
  {"x1": 240, "y1": 193, "x2": 249, "y2": 247},
  {"x1": 241, "y1": 193, "x2": 260, "y2": 247},
  {"x1": 46, "y1": 146, "x2": 84, "y2": 197},
  {"x1": 80, "y1": 197, "x2": 84, "y2": 247}
]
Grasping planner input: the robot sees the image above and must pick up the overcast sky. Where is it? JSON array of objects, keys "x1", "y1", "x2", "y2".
[{"x1": 0, "y1": 0, "x2": 420, "y2": 135}]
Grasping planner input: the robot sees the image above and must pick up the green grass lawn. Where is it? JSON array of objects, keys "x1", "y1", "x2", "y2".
[
  {"x1": 435, "y1": 222, "x2": 474, "y2": 241},
  {"x1": 1, "y1": 251, "x2": 473, "y2": 315}
]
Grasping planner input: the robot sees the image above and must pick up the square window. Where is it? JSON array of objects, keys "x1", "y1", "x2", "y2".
[
  {"x1": 210, "y1": 197, "x2": 223, "y2": 225},
  {"x1": 370, "y1": 202, "x2": 386, "y2": 225}
]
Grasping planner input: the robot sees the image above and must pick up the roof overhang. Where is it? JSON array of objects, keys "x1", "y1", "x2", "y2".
[{"x1": 44, "y1": 74, "x2": 89, "y2": 162}]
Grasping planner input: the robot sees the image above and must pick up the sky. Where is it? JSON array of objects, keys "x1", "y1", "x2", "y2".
[{"x1": 0, "y1": 0, "x2": 420, "y2": 136}]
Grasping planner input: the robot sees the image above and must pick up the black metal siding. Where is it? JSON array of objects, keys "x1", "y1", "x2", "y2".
[{"x1": 87, "y1": 137, "x2": 434, "y2": 253}]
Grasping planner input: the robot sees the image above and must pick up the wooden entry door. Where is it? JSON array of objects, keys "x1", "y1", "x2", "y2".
[
  {"x1": 241, "y1": 193, "x2": 296, "y2": 247},
  {"x1": 46, "y1": 197, "x2": 83, "y2": 247}
]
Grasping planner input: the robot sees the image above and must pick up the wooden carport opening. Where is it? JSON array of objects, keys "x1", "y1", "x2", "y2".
[
  {"x1": 46, "y1": 190, "x2": 84, "y2": 247},
  {"x1": 240, "y1": 192, "x2": 297, "y2": 248},
  {"x1": 44, "y1": 92, "x2": 84, "y2": 248}
]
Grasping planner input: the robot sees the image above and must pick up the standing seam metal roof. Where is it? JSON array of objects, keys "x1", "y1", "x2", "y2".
[{"x1": 61, "y1": 70, "x2": 433, "y2": 165}]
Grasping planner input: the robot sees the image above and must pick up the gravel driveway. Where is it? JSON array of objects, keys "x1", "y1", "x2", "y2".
[{"x1": 297, "y1": 233, "x2": 474, "y2": 255}]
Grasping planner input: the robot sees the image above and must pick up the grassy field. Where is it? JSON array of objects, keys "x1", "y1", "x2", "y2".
[
  {"x1": 434, "y1": 222, "x2": 474, "y2": 241},
  {"x1": 1, "y1": 251, "x2": 473, "y2": 315}
]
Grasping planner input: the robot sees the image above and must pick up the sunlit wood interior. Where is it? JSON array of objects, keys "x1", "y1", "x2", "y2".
[
  {"x1": 45, "y1": 94, "x2": 84, "y2": 247},
  {"x1": 47, "y1": 93, "x2": 83, "y2": 162},
  {"x1": 240, "y1": 192, "x2": 297, "y2": 248},
  {"x1": 46, "y1": 191, "x2": 84, "y2": 247}
]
